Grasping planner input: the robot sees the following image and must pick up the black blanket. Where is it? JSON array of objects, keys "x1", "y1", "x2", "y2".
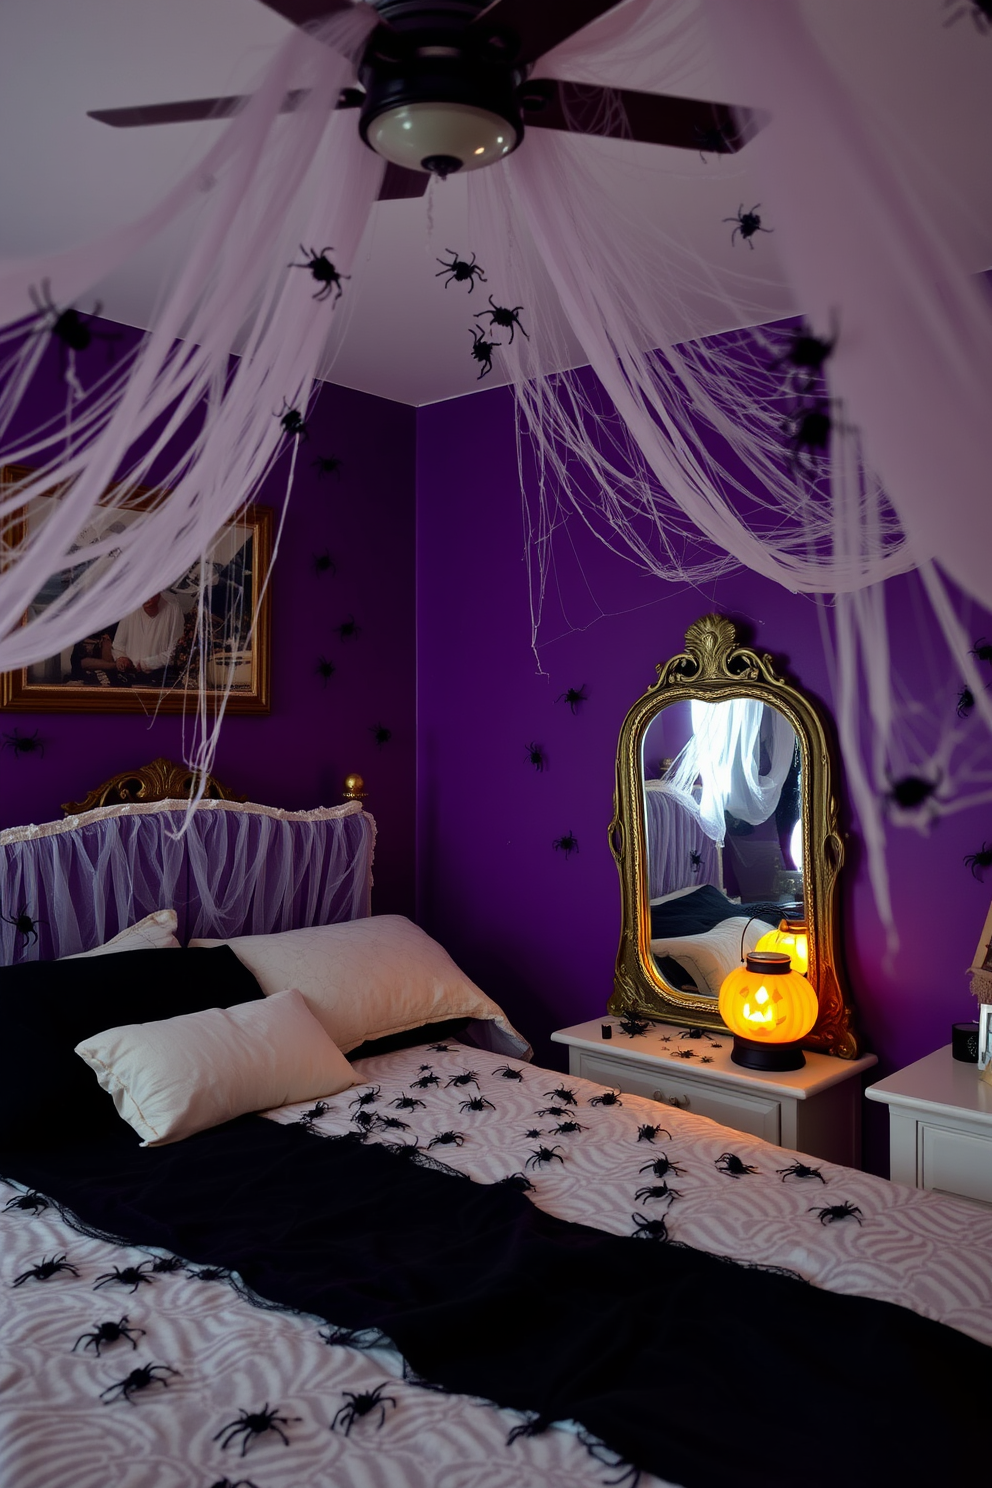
[{"x1": 4, "y1": 1118, "x2": 988, "y2": 1488}]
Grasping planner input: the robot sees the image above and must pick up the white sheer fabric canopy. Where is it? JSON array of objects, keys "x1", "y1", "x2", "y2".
[
  {"x1": 667, "y1": 699, "x2": 795, "y2": 846},
  {"x1": 0, "y1": 797, "x2": 374, "y2": 962}
]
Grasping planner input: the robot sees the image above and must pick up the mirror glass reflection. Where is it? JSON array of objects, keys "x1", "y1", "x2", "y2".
[{"x1": 641, "y1": 698, "x2": 803, "y2": 999}]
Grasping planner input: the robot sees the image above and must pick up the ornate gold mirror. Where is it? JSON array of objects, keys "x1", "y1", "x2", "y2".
[{"x1": 608, "y1": 614, "x2": 862, "y2": 1058}]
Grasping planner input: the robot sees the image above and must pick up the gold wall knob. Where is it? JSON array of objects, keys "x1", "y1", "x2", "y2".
[{"x1": 343, "y1": 773, "x2": 368, "y2": 801}]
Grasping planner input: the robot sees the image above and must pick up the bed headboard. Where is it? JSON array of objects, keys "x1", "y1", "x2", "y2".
[{"x1": 0, "y1": 783, "x2": 375, "y2": 963}]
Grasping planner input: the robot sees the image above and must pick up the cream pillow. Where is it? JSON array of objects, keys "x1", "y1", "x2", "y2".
[
  {"x1": 190, "y1": 914, "x2": 529, "y2": 1056},
  {"x1": 651, "y1": 915, "x2": 772, "y2": 998},
  {"x1": 64, "y1": 909, "x2": 180, "y2": 959},
  {"x1": 74, "y1": 987, "x2": 355, "y2": 1146}
]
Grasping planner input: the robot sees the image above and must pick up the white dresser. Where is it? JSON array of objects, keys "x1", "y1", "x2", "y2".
[
  {"x1": 551, "y1": 1018, "x2": 877, "y2": 1168},
  {"x1": 866, "y1": 1044, "x2": 992, "y2": 1205}
]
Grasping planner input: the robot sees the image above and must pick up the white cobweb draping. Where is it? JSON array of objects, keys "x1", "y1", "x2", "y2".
[{"x1": 0, "y1": 0, "x2": 989, "y2": 946}]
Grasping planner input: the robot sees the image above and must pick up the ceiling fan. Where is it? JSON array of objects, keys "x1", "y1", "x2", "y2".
[{"x1": 88, "y1": 0, "x2": 759, "y2": 202}]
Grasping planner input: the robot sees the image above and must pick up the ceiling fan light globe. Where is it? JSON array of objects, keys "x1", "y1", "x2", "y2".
[{"x1": 365, "y1": 102, "x2": 517, "y2": 174}]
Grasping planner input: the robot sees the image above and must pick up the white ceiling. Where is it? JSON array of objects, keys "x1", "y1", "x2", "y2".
[{"x1": 0, "y1": 0, "x2": 989, "y2": 406}]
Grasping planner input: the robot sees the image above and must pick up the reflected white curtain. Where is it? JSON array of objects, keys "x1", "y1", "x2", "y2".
[
  {"x1": 668, "y1": 700, "x2": 795, "y2": 845},
  {"x1": 644, "y1": 781, "x2": 722, "y2": 899}
]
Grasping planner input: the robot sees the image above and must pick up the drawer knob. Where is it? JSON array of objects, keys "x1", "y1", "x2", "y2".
[{"x1": 655, "y1": 1091, "x2": 690, "y2": 1109}]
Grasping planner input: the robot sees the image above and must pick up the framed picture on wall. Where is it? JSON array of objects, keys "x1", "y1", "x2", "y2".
[{"x1": 0, "y1": 464, "x2": 272, "y2": 715}]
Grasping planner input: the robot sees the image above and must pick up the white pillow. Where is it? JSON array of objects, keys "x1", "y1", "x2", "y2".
[
  {"x1": 64, "y1": 909, "x2": 180, "y2": 959},
  {"x1": 74, "y1": 987, "x2": 355, "y2": 1146},
  {"x1": 650, "y1": 915, "x2": 772, "y2": 998},
  {"x1": 190, "y1": 914, "x2": 529, "y2": 1057}
]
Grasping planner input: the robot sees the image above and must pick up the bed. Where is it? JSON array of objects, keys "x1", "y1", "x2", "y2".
[{"x1": 2, "y1": 787, "x2": 991, "y2": 1488}]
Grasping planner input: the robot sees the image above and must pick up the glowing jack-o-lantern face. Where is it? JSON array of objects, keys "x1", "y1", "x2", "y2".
[
  {"x1": 718, "y1": 951, "x2": 818, "y2": 1044},
  {"x1": 754, "y1": 918, "x2": 809, "y2": 976}
]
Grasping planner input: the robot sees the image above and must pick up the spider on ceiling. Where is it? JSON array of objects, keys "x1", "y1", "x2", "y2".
[{"x1": 435, "y1": 250, "x2": 486, "y2": 291}]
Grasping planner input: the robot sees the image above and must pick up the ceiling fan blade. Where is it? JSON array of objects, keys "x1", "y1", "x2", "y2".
[
  {"x1": 377, "y1": 162, "x2": 430, "y2": 201},
  {"x1": 522, "y1": 81, "x2": 758, "y2": 155},
  {"x1": 256, "y1": 0, "x2": 356, "y2": 25},
  {"x1": 87, "y1": 87, "x2": 365, "y2": 129},
  {"x1": 470, "y1": 0, "x2": 623, "y2": 67}
]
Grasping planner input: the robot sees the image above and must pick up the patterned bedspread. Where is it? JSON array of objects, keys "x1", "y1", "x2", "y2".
[{"x1": 3, "y1": 1040, "x2": 992, "y2": 1488}]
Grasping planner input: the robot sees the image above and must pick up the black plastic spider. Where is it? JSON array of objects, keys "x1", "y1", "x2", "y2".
[
  {"x1": 376, "y1": 1115, "x2": 410, "y2": 1132},
  {"x1": 214, "y1": 1403, "x2": 301, "y2": 1456},
  {"x1": 94, "y1": 1262, "x2": 156, "y2": 1294},
  {"x1": 411, "y1": 1072, "x2": 440, "y2": 1089},
  {"x1": 474, "y1": 295, "x2": 529, "y2": 344},
  {"x1": 495, "y1": 1172, "x2": 535, "y2": 1192},
  {"x1": 2, "y1": 728, "x2": 45, "y2": 759},
  {"x1": 957, "y1": 686, "x2": 975, "y2": 718},
  {"x1": 631, "y1": 1211, "x2": 670, "y2": 1241},
  {"x1": 777, "y1": 1160, "x2": 826, "y2": 1183},
  {"x1": 209, "y1": 1479, "x2": 261, "y2": 1488},
  {"x1": 276, "y1": 400, "x2": 308, "y2": 440},
  {"x1": 673, "y1": 1049, "x2": 696, "y2": 1060},
  {"x1": 446, "y1": 1070, "x2": 480, "y2": 1089},
  {"x1": 553, "y1": 831, "x2": 579, "y2": 858},
  {"x1": 350, "y1": 1086, "x2": 381, "y2": 1109},
  {"x1": 312, "y1": 454, "x2": 343, "y2": 479},
  {"x1": 545, "y1": 1086, "x2": 578, "y2": 1106},
  {"x1": 693, "y1": 120, "x2": 734, "y2": 161},
  {"x1": 492, "y1": 1064, "x2": 524, "y2": 1080},
  {"x1": 639, "y1": 1154, "x2": 684, "y2": 1179},
  {"x1": 724, "y1": 202, "x2": 773, "y2": 248},
  {"x1": 551, "y1": 1120, "x2": 587, "y2": 1135},
  {"x1": 418, "y1": 1063, "x2": 433, "y2": 1071},
  {"x1": 525, "y1": 1145, "x2": 565, "y2": 1169},
  {"x1": 589, "y1": 1089, "x2": 622, "y2": 1107},
  {"x1": 29, "y1": 280, "x2": 119, "y2": 370},
  {"x1": 810, "y1": 1200, "x2": 864, "y2": 1225},
  {"x1": 13, "y1": 1254, "x2": 79, "y2": 1286},
  {"x1": 680, "y1": 1027, "x2": 707, "y2": 1040},
  {"x1": 289, "y1": 244, "x2": 349, "y2": 302},
  {"x1": 536, "y1": 1106, "x2": 567, "y2": 1119},
  {"x1": 316, "y1": 655, "x2": 335, "y2": 686},
  {"x1": 330, "y1": 1382, "x2": 397, "y2": 1435},
  {"x1": 427, "y1": 1042, "x2": 454, "y2": 1052},
  {"x1": 636, "y1": 1124, "x2": 669, "y2": 1143},
  {"x1": 297, "y1": 1100, "x2": 330, "y2": 1128},
  {"x1": 783, "y1": 399, "x2": 832, "y2": 471},
  {"x1": 320, "y1": 1324, "x2": 384, "y2": 1349},
  {"x1": 470, "y1": 327, "x2": 501, "y2": 380},
  {"x1": 74, "y1": 1315, "x2": 145, "y2": 1355},
  {"x1": 700, "y1": 1055, "x2": 713, "y2": 1064},
  {"x1": 435, "y1": 249, "x2": 487, "y2": 291},
  {"x1": 770, "y1": 316, "x2": 838, "y2": 392},
  {"x1": 391, "y1": 1094, "x2": 426, "y2": 1111},
  {"x1": 886, "y1": 774, "x2": 940, "y2": 810},
  {"x1": 3, "y1": 1189, "x2": 49, "y2": 1214},
  {"x1": 689, "y1": 849, "x2": 702, "y2": 871},
  {"x1": 972, "y1": 637, "x2": 992, "y2": 664},
  {"x1": 459, "y1": 1095, "x2": 495, "y2": 1113},
  {"x1": 557, "y1": 684, "x2": 588, "y2": 713},
  {"x1": 715, "y1": 1152, "x2": 758, "y2": 1178},
  {"x1": 524, "y1": 741, "x2": 546, "y2": 771},
  {"x1": 351, "y1": 1109, "x2": 378, "y2": 1131},
  {"x1": 1, "y1": 906, "x2": 45, "y2": 945},
  {"x1": 523, "y1": 1128, "x2": 543, "y2": 1140},
  {"x1": 965, "y1": 843, "x2": 992, "y2": 880},
  {"x1": 313, "y1": 550, "x2": 336, "y2": 577},
  {"x1": 618, "y1": 1013, "x2": 649, "y2": 1038},
  {"x1": 188, "y1": 1266, "x2": 232, "y2": 1283},
  {"x1": 151, "y1": 1254, "x2": 186, "y2": 1274},
  {"x1": 634, "y1": 1181, "x2": 682, "y2": 1204},
  {"x1": 367, "y1": 722, "x2": 391, "y2": 748},
  {"x1": 943, "y1": 0, "x2": 992, "y2": 31},
  {"x1": 427, "y1": 1130, "x2": 465, "y2": 1148},
  {"x1": 100, "y1": 1362, "x2": 178, "y2": 1404}
]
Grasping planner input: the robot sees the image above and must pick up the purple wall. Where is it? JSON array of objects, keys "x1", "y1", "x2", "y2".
[
  {"x1": 416, "y1": 383, "x2": 991, "y2": 1170},
  {"x1": 0, "y1": 329, "x2": 417, "y2": 916}
]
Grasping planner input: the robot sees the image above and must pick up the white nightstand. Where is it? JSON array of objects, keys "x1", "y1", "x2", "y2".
[
  {"x1": 866, "y1": 1045, "x2": 992, "y2": 1205},
  {"x1": 551, "y1": 1018, "x2": 877, "y2": 1168}
]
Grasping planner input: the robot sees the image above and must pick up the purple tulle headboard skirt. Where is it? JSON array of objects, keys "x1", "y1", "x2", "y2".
[{"x1": 0, "y1": 798, "x2": 375, "y2": 963}]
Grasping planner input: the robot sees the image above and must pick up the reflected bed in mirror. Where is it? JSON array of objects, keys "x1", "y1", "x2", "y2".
[{"x1": 609, "y1": 614, "x2": 862, "y2": 1058}]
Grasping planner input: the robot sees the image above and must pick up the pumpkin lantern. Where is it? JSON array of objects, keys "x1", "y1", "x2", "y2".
[
  {"x1": 718, "y1": 950, "x2": 818, "y2": 1071},
  {"x1": 754, "y1": 908, "x2": 809, "y2": 976}
]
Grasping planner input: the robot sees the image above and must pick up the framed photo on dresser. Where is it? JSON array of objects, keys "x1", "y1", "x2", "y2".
[{"x1": 0, "y1": 464, "x2": 271, "y2": 715}]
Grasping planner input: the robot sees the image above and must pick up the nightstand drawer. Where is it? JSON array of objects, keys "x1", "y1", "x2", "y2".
[
  {"x1": 572, "y1": 1050, "x2": 781, "y2": 1144},
  {"x1": 920, "y1": 1122, "x2": 992, "y2": 1206}
]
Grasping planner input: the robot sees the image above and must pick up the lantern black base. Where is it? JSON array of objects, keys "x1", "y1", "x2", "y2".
[{"x1": 731, "y1": 1035, "x2": 806, "y2": 1072}]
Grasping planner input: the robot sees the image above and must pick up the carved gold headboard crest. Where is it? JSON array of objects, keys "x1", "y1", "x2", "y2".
[{"x1": 62, "y1": 757, "x2": 245, "y2": 815}]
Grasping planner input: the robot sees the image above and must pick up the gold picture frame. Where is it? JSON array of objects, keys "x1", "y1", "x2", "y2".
[{"x1": 0, "y1": 464, "x2": 271, "y2": 715}]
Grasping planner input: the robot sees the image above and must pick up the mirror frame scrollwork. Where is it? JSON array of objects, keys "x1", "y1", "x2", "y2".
[{"x1": 608, "y1": 614, "x2": 862, "y2": 1059}]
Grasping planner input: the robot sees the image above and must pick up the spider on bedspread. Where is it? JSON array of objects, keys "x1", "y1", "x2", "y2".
[
  {"x1": 13, "y1": 1253, "x2": 79, "y2": 1285},
  {"x1": 214, "y1": 1404, "x2": 302, "y2": 1456},
  {"x1": 545, "y1": 1085, "x2": 579, "y2": 1106},
  {"x1": 94, "y1": 1261, "x2": 156, "y2": 1293},
  {"x1": 492, "y1": 1064, "x2": 524, "y2": 1080},
  {"x1": 459, "y1": 1095, "x2": 495, "y2": 1113},
  {"x1": 777, "y1": 1160, "x2": 826, "y2": 1183},
  {"x1": 636, "y1": 1124, "x2": 671, "y2": 1144},
  {"x1": 640, "y1": 1154, "x2": 686, "y2": 1179},
  {"x1": 810, "y1": 1201, "x2": 864, "y2": 1225},
  {"x1": 427, "y1": 1130, "x2": 466, "y2": 1148},
  {"x1": 330, "y1": 1382, "x2": 398, "y2": 1435},
  {"x1": 100, "y1": 1362, "x2": 179, "y2": 1404},
  {"x1": 633, "y1": 1182, "x2": 682, "y2": 1204},
  {"x1": 4, "y1": 1189, "x2": 49, "y2": 1214},
  {"x1": 446, "y1": 1070, "x2": 480, "y2": 1088},
  {"x1": 391, "y1": 1094, "x2": 426, "y2": 1111},
  {"x1": 715, "y1": 1152, "x2": 758, "y2": 1178},
  {"x1": 74, "y1": 1315, "x2": 145, "y2": 1355},
  {"x1": 525, "y1": 1145, "x2": 565, "y2": 1169},
  {"x1": 631, "y1": 1212, "x2": 670, "y2": 1242},
  {"x1": 350, "y1": 1086, "x2": 381, "y2": 1108}
]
